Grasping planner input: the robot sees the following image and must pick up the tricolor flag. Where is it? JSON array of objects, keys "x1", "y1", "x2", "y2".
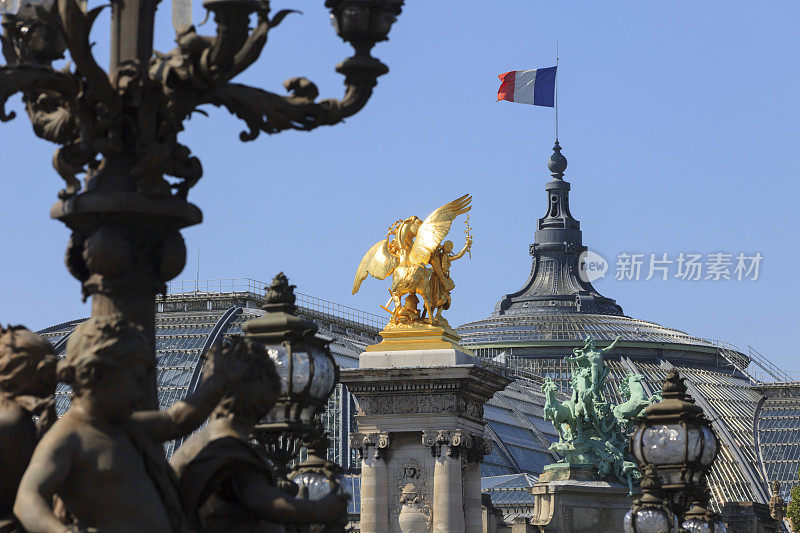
[{"x1": 497, "y1": 67, "x2": 557, "y2": 107}]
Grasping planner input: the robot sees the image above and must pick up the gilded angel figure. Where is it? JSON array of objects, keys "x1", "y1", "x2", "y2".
[{"x1": 352, "y1": 195, "x2": 473, "y2": 327}]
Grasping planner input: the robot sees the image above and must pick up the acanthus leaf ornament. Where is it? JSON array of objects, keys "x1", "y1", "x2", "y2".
[
  {"x1": 349, "y1": 431, "x2": 390, "y2": 461},
  {"x1": 0, "y1": 64, "x2": 77, "y2": 121}
]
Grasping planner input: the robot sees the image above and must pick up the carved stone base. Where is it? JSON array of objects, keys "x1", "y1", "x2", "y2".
[
  {"x1": 342, "y1": 347, "x2": 510, "y2": 533},
  {"x1": 365, "y1": 324, "x2": 470, "y2": 353},
  {"x1": 344, "y1": 348, "x2": 510, "y2": 431},
  {"x1": 720, "y1": 501, "x2": 780, "y2": 533},
  {"x1": 538, "y1": 464, "x2": 601, "y2": 483},
  {"x1": 528, "y1": 469, "x2": 637, "y2": 533}
]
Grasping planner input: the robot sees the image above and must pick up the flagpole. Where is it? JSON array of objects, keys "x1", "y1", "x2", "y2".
[{"x1": 555, "y1": 41, "x2": 559, "y2": 142}]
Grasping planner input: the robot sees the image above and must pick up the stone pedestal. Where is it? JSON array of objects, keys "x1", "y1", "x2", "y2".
[
  {"x1": 720, "y1": 502, "x2": 780, "y2": 533},
  {"x1": 528, "y1": 465, "x2": 637, "y2": 533},
  {"x1": 342, "y1": 332, "x2": 510, "y2": 533}
]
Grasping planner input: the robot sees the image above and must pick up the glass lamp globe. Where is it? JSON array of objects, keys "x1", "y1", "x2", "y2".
[
  {"x1": 623, "y1": 508, "x2": 671, "y2": 533},
  {"x1": 632, "y1": 423, "x2": 685, "y2": 464},
  {"x1": 244, "y1": 273, "x2": 340, "y2": 431},
  {"x1": 630, "y1": 371, "x2": 718, "y2": 490},
  {"x1": 304, "y1": 343, "x2": 337, "y2": 414},
  {"x1": 292, "y1": 471, "x2": 334, "y2": 501},
  {"x1": 682, "y1": 519, "x2": 727, "y2": 533},
  {"x1": 289, "y1": 429, "x2": 346, "y2": 513},
  {"x1": 682, "y1": 500, "x2": 728, "y2": 533},
  {"x1": 267, "y1": 344, "x2": 291, "y2": 396}
]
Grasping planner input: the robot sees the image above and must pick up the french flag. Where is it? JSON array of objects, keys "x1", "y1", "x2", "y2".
[{"x1": 497, "y1": 67, "x2": 557, "y2": 107}]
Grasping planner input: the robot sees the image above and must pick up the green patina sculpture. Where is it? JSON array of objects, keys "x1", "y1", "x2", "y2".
[
  {"x1": 541, "y1": 336, "x2": 661, "y2": 494},
  {"x1": 614, "y1": 372, "x2": 661, "y2": 433}
]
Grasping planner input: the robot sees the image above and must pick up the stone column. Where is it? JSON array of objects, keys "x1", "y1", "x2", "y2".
[
  {"x1": 425, "y1": 430, "x2": 466, "y2": 533},
  {"x1": 351, "y1": 432, "x2": 391, "y2": 533},
  {"x1": 464, "y1": 436, "x2": 491, "y2": 533}
]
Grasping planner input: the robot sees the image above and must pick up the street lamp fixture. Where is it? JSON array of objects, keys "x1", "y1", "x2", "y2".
[
  {"x1": 243, "y1": 273, "x2": 339, "y2": 491},
  {"x1": 623, "y1": 464, "x2": 679, "y2": 533},
  {"x1": 626, "y1": 370, "x2": 725, "y2": 533},
  {"x1": 289, "y1": 427, "x2": 348, "y2": 531},
  {"x1": 681, "y1": 498, "x2": 727, "y2": 533}
]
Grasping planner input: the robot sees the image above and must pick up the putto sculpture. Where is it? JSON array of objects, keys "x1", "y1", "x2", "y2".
[
  {"x1": 541, "y1": 337, "x2": 660, "y2": 493},
  {"x1": 0, "y1": 326, "x2": 57, "y2": 533},
  {"x1": 352, "y1": 194, "x2": 473, "y2": 328},
  {"x1": 13, "y1": 315, "x2": 250, "y2": 532},
  {"x1": 170, "y1": 335, "x2": 348, "y2": 532}
]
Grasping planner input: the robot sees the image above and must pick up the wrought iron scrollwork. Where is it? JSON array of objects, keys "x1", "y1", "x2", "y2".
[{"x1": 0, "y1": 0, "x2": 403, "y2": 199}]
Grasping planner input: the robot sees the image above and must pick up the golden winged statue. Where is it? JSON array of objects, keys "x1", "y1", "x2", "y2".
[{"x1": 353, "y1": 194, "x2": 473, "y2": 328}]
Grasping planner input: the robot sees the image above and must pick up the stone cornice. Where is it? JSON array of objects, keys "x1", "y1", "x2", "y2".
[{"x1": 342, "y1": 364, "x2": 510, "y2": 403}]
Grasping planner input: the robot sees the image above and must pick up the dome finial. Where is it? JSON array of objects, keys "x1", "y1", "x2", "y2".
[{"x1": 547, "y1": 140, "x2": 568, "y2": 178}]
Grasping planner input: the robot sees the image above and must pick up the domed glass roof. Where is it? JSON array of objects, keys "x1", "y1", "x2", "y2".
[{"x1": 458, "y1": 312, "x2": 717, "y2": 348}]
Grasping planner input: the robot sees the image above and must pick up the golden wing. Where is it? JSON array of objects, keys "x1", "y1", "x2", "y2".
[
  {"x1": 352, "y1": 239, "x2": 400, "y2": 294},
  {"x1": 408, "y1": 194, "x2": 472, "y2": 266}
]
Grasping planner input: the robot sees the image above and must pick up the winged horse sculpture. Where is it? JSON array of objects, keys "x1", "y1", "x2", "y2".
[{"x1": 353, "y1": 194, "x2": 472, "y2": 327}]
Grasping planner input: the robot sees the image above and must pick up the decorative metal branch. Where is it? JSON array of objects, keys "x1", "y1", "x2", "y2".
[{"x1": 0, "y1": 0, "x2": 404, "y2": 199}]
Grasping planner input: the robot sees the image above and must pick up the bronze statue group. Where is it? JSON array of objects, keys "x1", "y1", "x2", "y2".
[
  {"x1": 541, "y1": 337, "x2": 661, "y2": 495},
  {"x1": 0, "y1": 318, "x2": 347, "y2": 532}
]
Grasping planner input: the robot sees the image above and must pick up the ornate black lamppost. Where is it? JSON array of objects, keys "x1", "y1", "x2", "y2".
[
  {"x1": 0, "y1": 0, "x2": 403, "y2": 407},
  {"x1": 625, "y1": 370, "x2": 727, "y2": 533},
  {"x1": 243, "y1": 273, "x2": 340, "y2": 494}
]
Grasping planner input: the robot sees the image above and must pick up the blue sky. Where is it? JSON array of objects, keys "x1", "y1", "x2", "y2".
[{"x1": 1, "y1": 1, "x2": 798, "y2": 373}]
